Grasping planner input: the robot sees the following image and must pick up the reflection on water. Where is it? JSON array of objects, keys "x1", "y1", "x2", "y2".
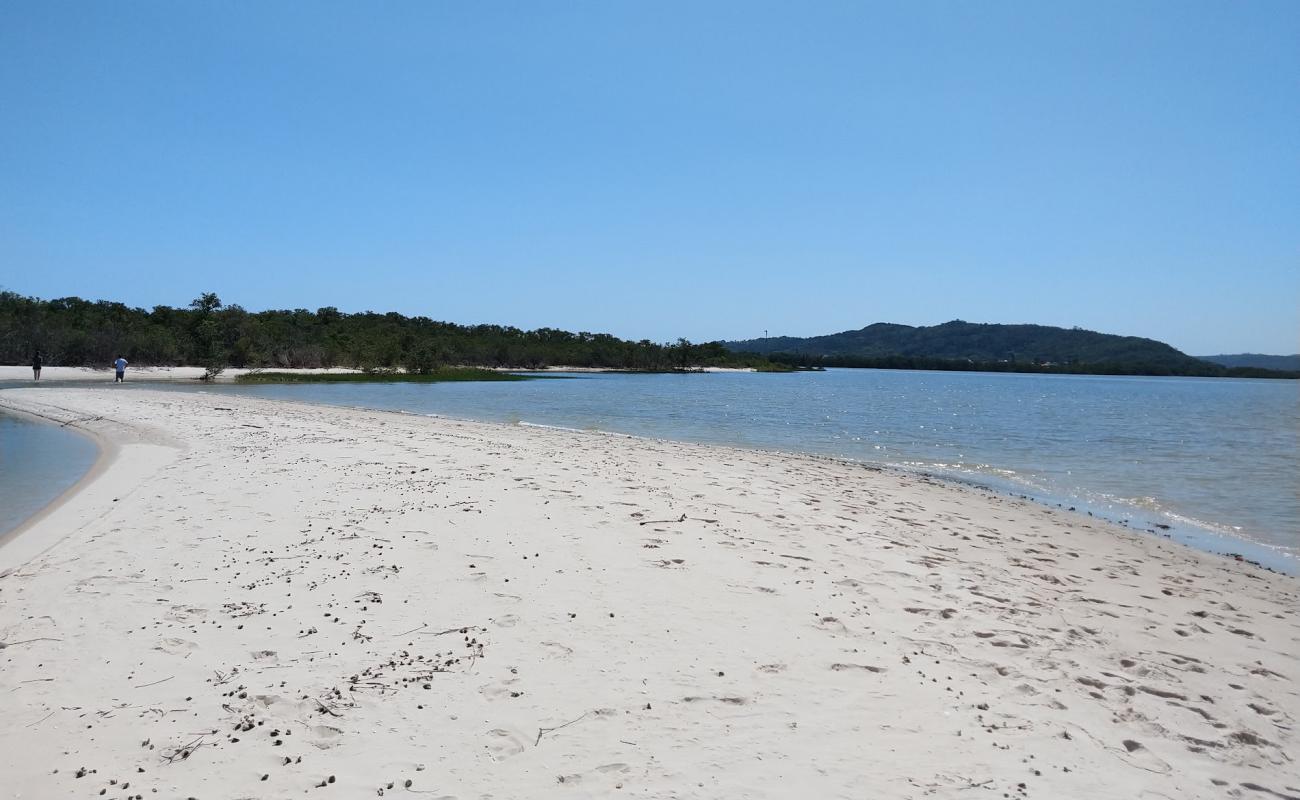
[{"x1": 0, "y1": 410, "x2": 98, "y2": 537}]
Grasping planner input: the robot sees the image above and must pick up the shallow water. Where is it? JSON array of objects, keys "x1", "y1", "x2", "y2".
[
  {"x1": 144, "y1": 369, "x2": 1299, "y2": 573},
  {"x1": 0, "y1": 410, "x2": 98, "y2": 537},
  {"x1": 2, "y1": 370, "x2": 1297, "y2": 573}
]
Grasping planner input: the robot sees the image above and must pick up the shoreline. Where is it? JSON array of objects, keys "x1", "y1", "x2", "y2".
[
  {"x1": 897, "y1": 465, "x2": 1297, "y2": 576},
  {"x1": 146, "y1": 385, "x2": 1300, "y2": 574},
  {"x1": 0, "y1": 395, "x2": 180, "y2": 576},
  {"x1": 8, "y1": 365, "x2": 1300, "y2": 383},
  {"x1": 0, "y1": 401, "x2": 111, "y2": 551},
  {"x1": 0, "y1": 365, "x2": 761, "y2": 386},
  {"x1": 504, "y1": 413, "x2": 1297, "y2": 575},
  {"x1": 0, "y1": 388, "x2": 1296, "y2": 798},
  {"x1": 0, "y1": 365, "x2": 368, "y2": 384},
  {"x1": 4, "y1": 378, "x2": 1293, "y2": 576}
]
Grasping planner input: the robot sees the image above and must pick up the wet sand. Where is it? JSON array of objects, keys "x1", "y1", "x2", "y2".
[{"x1": 0, "y1": 388, "x2": 1296, "y2": 799}]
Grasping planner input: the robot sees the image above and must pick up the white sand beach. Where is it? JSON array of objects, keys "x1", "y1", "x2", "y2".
[
  {"x1": 0, "y1": 366, "x2": 365, "y2": 383},
  {"x1": 0, "y1": 366, "x2": 756, "y2": 385},
  {"x1": 0, "y1": 388, "x2": 1295, "y2": 799}
]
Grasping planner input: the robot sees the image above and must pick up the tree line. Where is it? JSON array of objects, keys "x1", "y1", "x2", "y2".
[{"x1": 0, "y1": 292, "x2": 780, "y2": 373}]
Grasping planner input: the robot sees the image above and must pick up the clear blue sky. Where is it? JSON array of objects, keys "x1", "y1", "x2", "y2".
[{"x1": 2, "y1": 1, "x2": 1296, "y2": 354}]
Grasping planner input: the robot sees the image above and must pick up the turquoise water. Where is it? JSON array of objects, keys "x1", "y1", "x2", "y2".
[
  {"x1": 0, "y1": 410, "x2": 99, "y2": 537},
  {"x1": 157, "y1": 369, "x2": 1299, "y2": 573}
]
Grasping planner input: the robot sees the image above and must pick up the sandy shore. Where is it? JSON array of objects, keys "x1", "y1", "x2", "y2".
[
  {"x1": 0, "y1": 389, "x2": 1295, "y2": 799},
  {"x1": 0, "y1": 365, "x2": 755, "y2": 385},
  {"x1": 0, "y1": 366, "x2": 365, "y2": 384}
]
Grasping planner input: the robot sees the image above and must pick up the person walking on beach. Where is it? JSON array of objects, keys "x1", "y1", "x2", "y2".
[
  {"x1": 113, "y1": 356, "x2": 128, "y2": 382},
  {"x1": 32, "y1": 351, "x2": 42, "y2": 381}
]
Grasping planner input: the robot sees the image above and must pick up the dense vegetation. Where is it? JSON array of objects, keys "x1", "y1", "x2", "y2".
[
  {"x1": 0, "y1": 292, "x2": 780, "y2": 373},
  {"x1": 235, "y1": 369, "x2": 526, "y2": 384},
  {"x1": 729, "y1": 321, "x2": 1298, "y2": 378}
]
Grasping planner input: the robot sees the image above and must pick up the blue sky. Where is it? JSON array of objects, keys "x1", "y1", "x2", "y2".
[{"x1": 2, "y1": 1, "x2": 1296, "y2": 354}]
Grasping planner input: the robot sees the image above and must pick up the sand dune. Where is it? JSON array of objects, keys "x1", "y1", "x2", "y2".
[{"x1": 0, "y1": 388, "x2": 1296, "y2": 799}]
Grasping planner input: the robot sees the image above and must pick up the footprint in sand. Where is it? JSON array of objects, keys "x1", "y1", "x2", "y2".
[
  {"x1": 164, "y1": 604, "x2": 208, "y2": 622},
  {"x1": 541, "y1": 641, "x2": 574, "y2": 659},
  {"x1": 310, "y1": 724, "x2": 344, "y2": 749},
  {"x1": 485, "y1": 728, "x2": 528, "y2": 761},
  {"x1": 479, "y1": 678, "x2": 521, "y2": 700},
  {"x1": 1119, "y1": 739, "x2": 1171, "y2": 773},
  {"x1": 155, "y1": 637, "x2": 196, "y2": 654}
]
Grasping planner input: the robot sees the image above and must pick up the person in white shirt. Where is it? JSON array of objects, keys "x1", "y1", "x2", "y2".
[{"x1": 114, "y1": 356, "x2": 128, "y2": 382}]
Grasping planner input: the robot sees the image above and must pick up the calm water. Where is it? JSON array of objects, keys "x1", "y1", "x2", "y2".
[
  {"x1": 155, "y1": 369, "x2": 1300, "y2": 573},
  {"x1": 0, "y1": 410, "x2": 99, "y2": 537},
  {"x1": 2, "y1": 370, "x2": 1296, "y2": 572}
]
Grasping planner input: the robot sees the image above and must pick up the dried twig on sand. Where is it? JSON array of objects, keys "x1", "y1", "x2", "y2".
[
  {"x1": 211, "y1": 669, "x2": 237, "y2": 685},
  {"x1": 417, "y1": 625, "x2": 484, "y2": 637},
  {"x1": 161, "y1": 735, "x2": 209, "y2": 764},
  {"x1": 0, "y1": 637, "x2": 63, "y2": 649},
  {"x1": 535, "y1": 712, "x2": 589, "y2": 746},
  {"x1": 24, "y1": 711, "x2": 55, "y2": 728},
  {"x1": 638, "y1": 514, "x2": 687, "y2": 526}
]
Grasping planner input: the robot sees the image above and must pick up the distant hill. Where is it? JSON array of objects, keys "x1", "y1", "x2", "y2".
[
  {"x1": 1197, "y1": 353, "x2": 1300, "y2": 371},
  {"x1": 726, "y1": 321, "x2": 1298, "y2": 378},
  {"x1": 728, "y1": 321, "x2": 1206, "y2": 366}
]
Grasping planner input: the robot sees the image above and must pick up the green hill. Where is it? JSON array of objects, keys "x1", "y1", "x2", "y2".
[
  {"x1": 727, "y1": 321, "x2": 1296, "y2": 378},
  {"x1": 728, "y1": 321, "x2": 1202, "y2": 364},
  {"x1": 1198, "y1": 353, "x2": 1300, "y2": 371}
]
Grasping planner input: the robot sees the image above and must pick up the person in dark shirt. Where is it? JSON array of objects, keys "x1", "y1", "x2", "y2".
[{"x1": 32, "y1": 352, "x2": 41, "y2": 381}]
